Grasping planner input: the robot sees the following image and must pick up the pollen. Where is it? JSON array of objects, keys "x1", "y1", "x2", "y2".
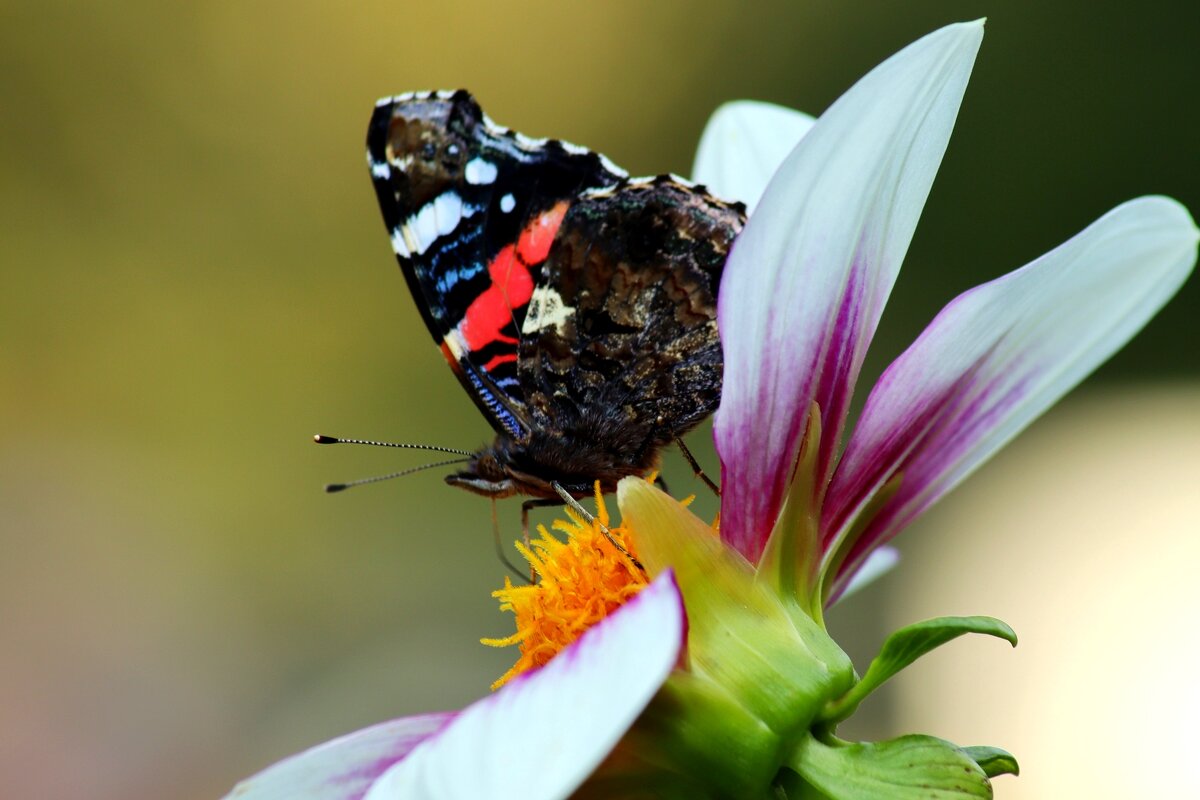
[{"x1": 482, "y1": 483, "x2": 648, "y2": 690}]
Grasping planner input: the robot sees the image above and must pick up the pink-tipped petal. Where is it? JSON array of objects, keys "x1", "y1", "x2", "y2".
[
  {"x1": 825, "y1": 196, "x2": 1199, "y2": 597},
  {"x1": 714, "y1": 21, "x2": 983, "y2": 560},
  {"x1": 364, "y1": 572, "x2": 686, "y2": 800},
  {"x1": 222, "y1": 713, "x2": 453, "y2": 800},
  {"x1": 691, "y1": 100, "x2": 816, "y2": 212}
]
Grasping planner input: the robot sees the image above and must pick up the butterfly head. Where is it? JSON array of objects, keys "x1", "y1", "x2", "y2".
[
  {"x1": 444, "y1": 445, "x2": 521, "y2": 499},
  {"x1": 444, "y1": 436, "x2": 583, "y2": 501}
]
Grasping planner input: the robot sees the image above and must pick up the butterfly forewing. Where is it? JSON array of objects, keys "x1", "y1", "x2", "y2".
[{"x1": 366, "y1": 91, "x2": 625, "y2": 437}]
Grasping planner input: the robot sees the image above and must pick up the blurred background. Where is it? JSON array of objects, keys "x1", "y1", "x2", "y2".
[{"x1": 2, "y1": 1, "x2": 1197, "y2": 798}]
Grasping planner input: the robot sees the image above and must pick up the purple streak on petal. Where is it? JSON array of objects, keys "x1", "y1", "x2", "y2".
[
  {"x1": 716, "y1": 248, "x2": 871, "y2": 562},
  {"x1": 326, "y1": 715, "x2": 456, "y2": 795},
  {"x1": 822, "y1": 196, "x2": 1198, "y2": 601},
  {"x1": 820, "y1": 343, "x2": 995, "y2": 551},
  {"x1": 712, "y1": 23, "x2": 982, "y2": 562},
  {"x1": 828, "y1": 367, "x2": 1035, "y2": 602},
  {"x1": 823, "y1": 345, "x2": 1033, "y2": 596},
  {"x1": 223, "y1": 712, "x2": 455, "y2": 800},
  {"x1": 812, "y1": 257, "x2": 868, "y2": 488}
]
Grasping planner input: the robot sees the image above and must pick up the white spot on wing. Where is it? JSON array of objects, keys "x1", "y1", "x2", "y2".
[
  {"x1": 521, "y1": 286, "x2": 575, "y2": 335},
  {"x1": 443, "y1": 330, "x2": 466, "y2": 360},
  {"x1": 370, "y1": 160, "x2": 391, "y2": 179},
  {"x1": 433, "y1": 191, "x2": 463, "y2": 235},
  {"x1": 390, "y1": 227, "x2": 411, "y2": 259},
  {"x1": 500, "y1": 193, "x2": 516, "y2": 213},
  {"x1": 398, "y1": 192, "x2": 480, "y2": 256},
  {"x1": 464, "y1": 158, "x2": 498, "y2": 185},
  {"x1": 413, "y1": 201, "x2": 439, "y2": 249}
]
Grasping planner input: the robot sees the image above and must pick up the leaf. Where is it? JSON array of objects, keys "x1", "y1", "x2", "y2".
[
  {"x1": 823, "y1": 615, "x2": 1015, "y2": 723},
  {"x1": 790, "y1": 734, "x2": 993, "y2": 800},
  {"x1": 962, "y1": 746, "x2": 1020, "y2": 778}
]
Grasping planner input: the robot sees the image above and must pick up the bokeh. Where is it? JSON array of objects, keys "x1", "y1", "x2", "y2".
[{"x1": 1, "y1": 2, "x2": 1196, "y2": 798}]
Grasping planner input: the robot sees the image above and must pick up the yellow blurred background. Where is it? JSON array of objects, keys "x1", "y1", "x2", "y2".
[{"x1": 1, "y1": 2, "x2": 1196, "y2": 798}]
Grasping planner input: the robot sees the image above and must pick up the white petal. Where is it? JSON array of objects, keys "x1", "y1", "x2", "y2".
[
  {"x1": 832, "y1": 546, "x2": 900, "y2": 604},
  {"x1": 222, "y1": 713, "x2": 452, "y2": 800},
  {"x1": 714, "y1": 21, "x2": 984, "y2": 561},
  {"x1": 366, "y1": 573, "x2": 686, "y2": 800},
  {"x1": 825, "y1": 196, "x2": 1198, "y2": 596},
  {"x1": 691, "y1": 101, "x2": 815, "y2": 212}
]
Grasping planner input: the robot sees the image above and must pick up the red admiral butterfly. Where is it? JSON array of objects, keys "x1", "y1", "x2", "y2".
[{"x1": 365, "y1": 90, "x2": 743, "y2": 508}]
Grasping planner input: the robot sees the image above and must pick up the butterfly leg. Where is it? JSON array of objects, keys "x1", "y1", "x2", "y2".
[
  {"x1": 675, "y1": 436, "x2": 721, "y2": 497},
  {"x1": 654, "y1": 473, "x2": 670, "y2": 493},
  {"x1": 550, "y1": 482, "x2": 643, "y2": 570},
  {"x1": 492, "y1": 499, "x2": 533, "y2": 584}
]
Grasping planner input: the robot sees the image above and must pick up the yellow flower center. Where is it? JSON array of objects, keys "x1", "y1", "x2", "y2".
[{"x1": 482, "y1": 483, "x2": 649, "y2": 690}]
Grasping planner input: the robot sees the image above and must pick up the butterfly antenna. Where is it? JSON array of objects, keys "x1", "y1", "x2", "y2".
[
  {"x1": 314, "y1": 434, "x2": 473, "y2": 458},
  {"x1": 324, "y1": 458, "x2": 469, "y2": 493}
]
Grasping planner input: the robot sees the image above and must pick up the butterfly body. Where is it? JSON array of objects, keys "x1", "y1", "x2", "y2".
[{"x1": 367, "y1": 91, "x2": 743, "y2": 500}]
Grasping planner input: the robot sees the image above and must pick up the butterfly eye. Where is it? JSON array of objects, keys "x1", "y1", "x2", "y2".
[{"x1": 420, "y1": 142, "x2": 437, "y2": 161}]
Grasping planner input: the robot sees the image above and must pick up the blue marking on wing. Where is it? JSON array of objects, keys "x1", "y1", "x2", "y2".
[
  {"x1": 461, "y1": 365, "x2": 523, "y2": 439},
  {"x1": 420, "y1": 226, "x2": 487, "y2": 324},
  {"x1": 435, "y1": 262, "x2": 483, "y2": 294}
]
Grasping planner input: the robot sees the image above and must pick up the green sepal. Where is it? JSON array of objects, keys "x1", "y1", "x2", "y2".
[
  {"x1": 822, "y1": 616, "x2": 1016, "y2": 723},
  {"x1": 608, "y1": 671, "x2": 784, "y2": 800},
  {"x1": 789, "y1": 733, "x2": 994, "y2": 799},
  {"x1": 961, "y1": 746, "x2": 1020, "y2": 778},
  {"x1": 618, "y1": 478, "x2": 855, "y2": 736},
  {"x1": 758, "y1": 404, "x2": 823, "y2": 614}
]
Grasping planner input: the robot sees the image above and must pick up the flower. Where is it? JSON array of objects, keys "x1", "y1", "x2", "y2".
[
  {"x1": 700, "y1": 22, "x2": 1197, "y2": 611},
  {"x1": 224, "y1": 20, "x2": 1197, "y2": 800}
]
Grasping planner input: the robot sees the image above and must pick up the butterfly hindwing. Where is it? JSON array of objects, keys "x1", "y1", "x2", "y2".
[{"x1": 514, "y1": 178, "x2": 745, "y2": 483}]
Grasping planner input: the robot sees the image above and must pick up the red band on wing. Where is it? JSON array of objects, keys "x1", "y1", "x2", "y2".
[
  {"x1": 457, "y1": 202, "x2": 569, "y2": 354},
  {"x1": 516, "y1": 201, "x2": 568, "y2": 265},
  {"x1": 483, "y1": 353, "x2": 519, "y2": 372}
]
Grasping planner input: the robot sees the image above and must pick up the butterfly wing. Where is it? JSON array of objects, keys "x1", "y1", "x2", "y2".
[
  {"x1": 516, "y1": 178, "x2": 746, "y2": 474},
  {"x1": 366, "y1": 90, "x2": 625, "y2": 438}
]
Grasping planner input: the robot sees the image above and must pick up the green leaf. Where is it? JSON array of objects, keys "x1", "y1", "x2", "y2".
[
  {"x1": 822, "y1": 616, "x2": 1016, "y2": 722},
  {"x1": 962, "y1": 746, "x2": 1020, "y2": 778},
  {"x1": 790, "y1": 733, "x2": 993, "y2": 799}
]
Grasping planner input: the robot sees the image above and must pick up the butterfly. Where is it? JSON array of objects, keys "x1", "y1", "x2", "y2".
[{"x1": 364, "y1": 90, "x2": 743, "y2": 513}]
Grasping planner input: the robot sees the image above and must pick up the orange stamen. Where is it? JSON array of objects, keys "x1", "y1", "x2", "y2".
[{"x1": 482, "y1": 484, "x2": 648, "y2": 689}]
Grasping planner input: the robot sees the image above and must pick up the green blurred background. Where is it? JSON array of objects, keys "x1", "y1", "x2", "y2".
[{"x1": 2, "y1": 2, "x2": 1197, "y2": 798}]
